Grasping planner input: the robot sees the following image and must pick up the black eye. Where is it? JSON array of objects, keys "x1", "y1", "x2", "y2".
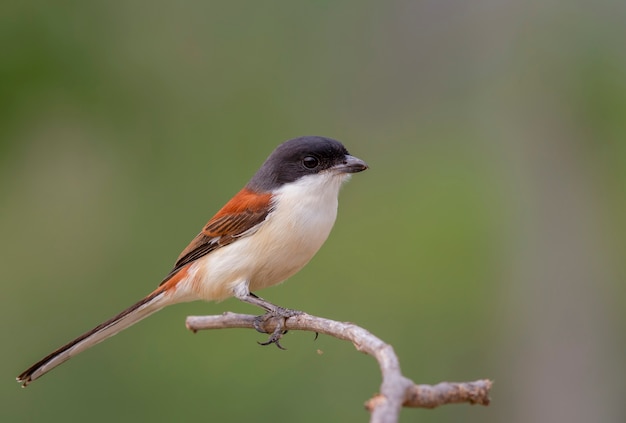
[{"x1": 302, "y1": 156, "x2": 319, "y2": 169}]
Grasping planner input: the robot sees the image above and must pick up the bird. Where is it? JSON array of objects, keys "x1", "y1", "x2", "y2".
[{"x1": 17, "y1": 135, "x2": 368, "y2": 387}]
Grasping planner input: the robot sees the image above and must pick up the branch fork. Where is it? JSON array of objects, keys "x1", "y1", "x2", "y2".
[{"x1": 186, "y1": 312, "x2": 491, "y2": 423}]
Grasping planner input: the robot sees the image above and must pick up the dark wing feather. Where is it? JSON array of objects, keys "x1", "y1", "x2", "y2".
[{"x1": 159, "y1": 189, "x2": 273, "y2": 285}]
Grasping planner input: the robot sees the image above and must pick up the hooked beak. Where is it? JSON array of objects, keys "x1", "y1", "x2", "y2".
[{"x1": 333, "y1": 155, "x2": 368, "y2": 174}]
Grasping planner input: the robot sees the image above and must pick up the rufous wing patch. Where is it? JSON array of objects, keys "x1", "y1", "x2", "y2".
[{"x1": 159, "y1": 188, "x2": 273, "y2": 286}]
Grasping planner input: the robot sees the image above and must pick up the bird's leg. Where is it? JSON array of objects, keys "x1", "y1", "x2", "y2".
[{"x1": 238, "y1": 292, "x2": 304, "y2": 349}]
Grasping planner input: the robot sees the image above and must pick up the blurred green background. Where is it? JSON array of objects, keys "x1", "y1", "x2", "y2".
[{"x1": 2, "y1": 1, "x2": 625, "y2": 422}]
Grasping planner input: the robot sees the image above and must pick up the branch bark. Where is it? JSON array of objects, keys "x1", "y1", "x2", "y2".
[{"x1": 186, "y1": 312, "x2": 491, "y2": 423}]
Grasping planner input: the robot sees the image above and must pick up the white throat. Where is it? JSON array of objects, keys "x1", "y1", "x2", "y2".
[{"x1": 273, "y1": 171, "x2": 350, "y2": 220}]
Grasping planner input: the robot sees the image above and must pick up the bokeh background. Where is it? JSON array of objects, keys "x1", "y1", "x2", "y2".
[{"x1": 2, "y1": 1, "x2": 625, "y2": 422}]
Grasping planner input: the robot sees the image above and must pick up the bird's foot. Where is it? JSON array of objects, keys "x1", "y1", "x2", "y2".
[{"x1": 253, "y1": 307, "x2": 304, "y2": 350}]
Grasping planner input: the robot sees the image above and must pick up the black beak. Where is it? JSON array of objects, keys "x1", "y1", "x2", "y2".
[{"x1": 334, "y1": 155, "x2": 368, "y2": 174}]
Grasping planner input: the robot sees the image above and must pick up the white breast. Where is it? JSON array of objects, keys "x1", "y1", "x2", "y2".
[{"x1": 184, "y1": 171, "x2": 351, "y2": 302}]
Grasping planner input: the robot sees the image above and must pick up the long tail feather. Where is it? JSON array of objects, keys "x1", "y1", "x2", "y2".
[{"x1": 17, "y1": 290, "x2": 171, "y2": 387}]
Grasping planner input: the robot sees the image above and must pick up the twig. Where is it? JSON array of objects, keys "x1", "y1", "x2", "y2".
[{"x1": 186, "y1": 312, "x2": 492, "y2": 423}]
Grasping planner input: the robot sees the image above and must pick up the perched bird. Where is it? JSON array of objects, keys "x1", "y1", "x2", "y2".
[{"x1": 17, "y1": 136, "x2": 367, "y2": 387}]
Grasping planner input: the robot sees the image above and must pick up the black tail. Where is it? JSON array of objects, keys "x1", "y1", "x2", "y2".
[{"x1": 17, "y1": 290, "x2": 168, "y2": 387}]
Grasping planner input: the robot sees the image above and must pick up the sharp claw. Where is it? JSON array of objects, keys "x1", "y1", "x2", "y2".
[
  {"x1": 257, "y1": 324, "x2": 288, "y2": 349},
  {"x1": 253, "y1": 307, "x2": 303, "y2": 349},
  {"x1": 258, "y1": 337, "x2": 287, "y2": 350},
  {"x1": 313, "y1": 332, "x2": 319, "y2": 341}
]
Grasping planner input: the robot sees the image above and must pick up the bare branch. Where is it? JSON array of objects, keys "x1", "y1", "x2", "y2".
[
  {"x1": 401, "y1": 379, "x2": 492, "y2": 408},
  {"x1": 186, "y1": 312, "x2": 492, "y2": 423}
]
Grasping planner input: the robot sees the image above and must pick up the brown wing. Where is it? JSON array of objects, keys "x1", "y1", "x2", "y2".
[{"x1": 159, "y1": 189, "x2": 273, "y2": 285}]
